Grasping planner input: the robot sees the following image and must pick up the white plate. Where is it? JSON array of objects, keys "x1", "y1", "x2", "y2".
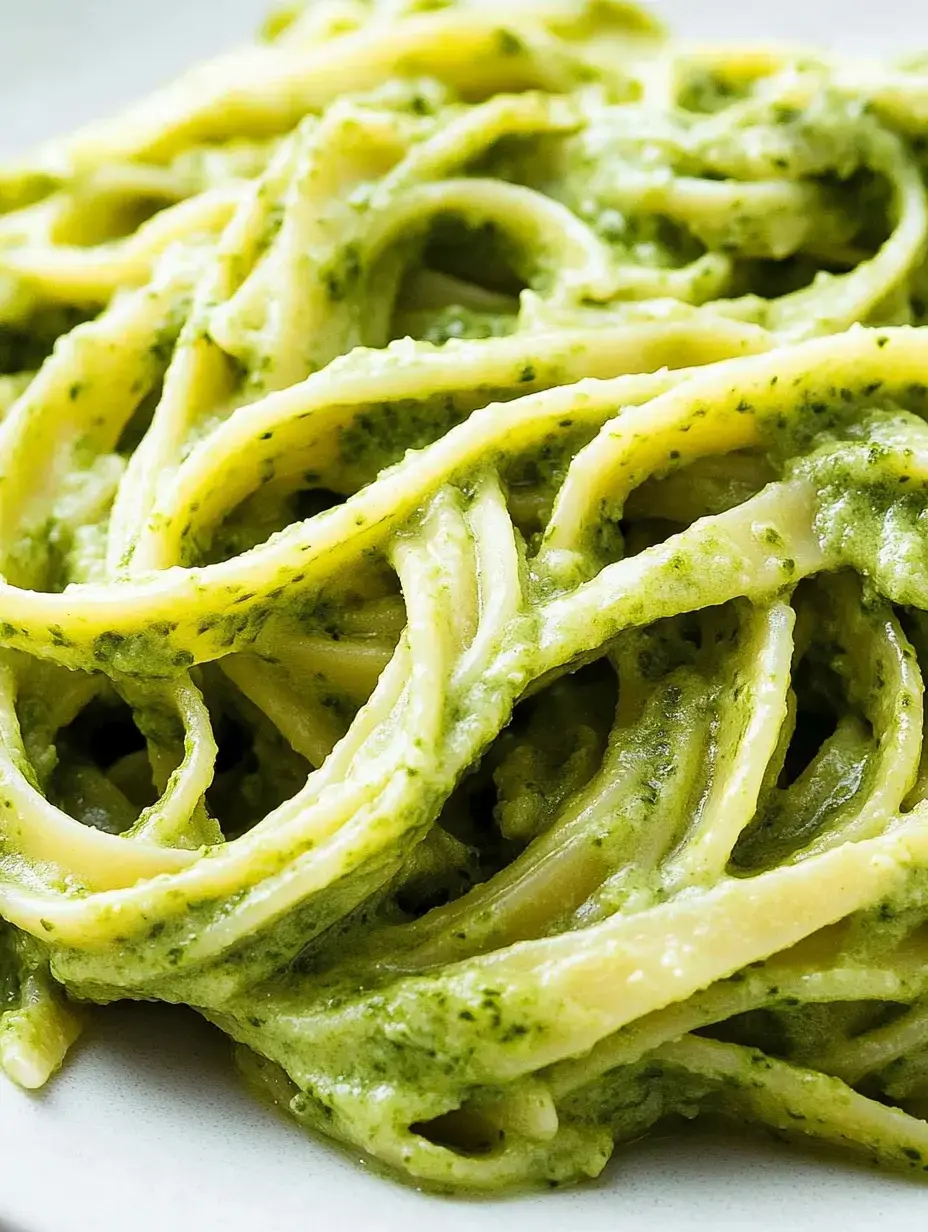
[{"x1": 1, "y1": 3, "x2": 927, "y2": 1229}]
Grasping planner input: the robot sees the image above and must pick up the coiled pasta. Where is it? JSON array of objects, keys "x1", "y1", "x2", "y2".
[{"x1": 3, "y1": 0, "x2": 928, "y2": 1192}]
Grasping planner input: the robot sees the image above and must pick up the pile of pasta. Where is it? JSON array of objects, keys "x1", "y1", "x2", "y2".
[{"x1": 5, "y1": 0, "x2": 928, "y2": 1191}]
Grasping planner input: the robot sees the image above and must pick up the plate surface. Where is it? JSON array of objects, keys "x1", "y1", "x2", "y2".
[{"x1": 0, "y1": 2, "x2": 927, "y2": 1229}]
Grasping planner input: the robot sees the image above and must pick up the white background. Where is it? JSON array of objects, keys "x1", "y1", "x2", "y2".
[{"x1": 0, "y1": 3, "x2": 926, "y2": 1230}]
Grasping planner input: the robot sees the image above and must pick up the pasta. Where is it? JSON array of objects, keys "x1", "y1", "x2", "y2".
[{"x1": 6, "y1": 0, "x2": 928, "y2": 1193}]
